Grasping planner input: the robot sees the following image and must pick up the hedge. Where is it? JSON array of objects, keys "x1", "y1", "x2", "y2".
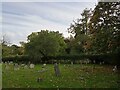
[
  {"x1": 2, "y1": 55, "x2": 30, "y2": 63},
  {"x1": 2, "y1": 53, "x2": 119, "y2": 65}
]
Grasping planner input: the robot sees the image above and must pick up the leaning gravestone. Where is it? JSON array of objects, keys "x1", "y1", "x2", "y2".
[{"x1": 54, "y1": 63, "x2": 60, "y2": 76}]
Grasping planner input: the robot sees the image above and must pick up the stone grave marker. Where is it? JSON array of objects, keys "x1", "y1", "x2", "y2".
[
  {"x1": 113, "y1": 65, "x2": 117, "y2": 72},
  {"x1": 42, "y1": 63, "x2": 46, "y2": 68},
  {"x1": 14, "y1": 63, "x2": 20, "y2": 70},
  {"x1": 24, "y1": 65, "x2": 28, "y2": 69},
  {"x1": 5, "y1": 64, "x2": 9, "y2": 70},
  {"x1": 54, "y1": 63, "x2": 60, "y2": 76},
  {"x1": 71, "y1": 62, "x2": 73, "y2": 65},
  {"x1": 30, "y1": 64, "x2": 35, "y2": 69}
]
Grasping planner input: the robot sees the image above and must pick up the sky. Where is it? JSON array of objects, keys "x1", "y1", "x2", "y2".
[{"x1": 1, "y1": 2, "x2": 97, "y2": 46}]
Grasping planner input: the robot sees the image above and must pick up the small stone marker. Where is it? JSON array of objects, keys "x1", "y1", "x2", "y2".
[
  {"x1": 37, "y1": 78, "x2": 43, "y2": 82},
  {"x1": 21, "y1": 64, "x2": 25, "y2": 67},
  {"x1": 71, "y1": 62, "x2": 73, "y2": 65},
  {"x1": 54, "y1": 63, "x2": 60, "y2": 76},
  {"x1": 85, "y1": 61, "x2": 88, "y2": 64},
  {"x1": 43, "y1": 63, "x2": 46, "y2": 66},
  {"x1": 5, "y1": 65, "x2": 9, "y2": 70},
  {"x1": 30, "y1": 64, "x2": 35, "y2": 69},
  {"x1": 24, "y1": 65, "x2": 28, "y2": 69},
  {"x1": 93, "y1": 60, "x2": 96, "y2": 64},
  {"x1": 42, "y1": 63, "x2": 46, "y2": 68},
  {"x1": 113, "y1": 65, "x2": 117, "y2": 72},
  {"x1": 14, "y1": 63, "x2": 20, "y2": 70},
  {"x1": 102, "y1": 61, "x2": 104, "y2": 64}
]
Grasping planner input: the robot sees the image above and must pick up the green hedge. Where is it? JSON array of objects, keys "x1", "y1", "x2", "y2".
[
  {"x1": 2, "y1": 53, "x2": 119, "y2": 64},
  {"x1": 2, "y1": 55, "x2": 30, "y2": 63}
]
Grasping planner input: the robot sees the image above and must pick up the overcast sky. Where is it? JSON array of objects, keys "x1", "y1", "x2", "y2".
[{"x1": 2, "y1": 2, "x2": 97, "y2": 46}]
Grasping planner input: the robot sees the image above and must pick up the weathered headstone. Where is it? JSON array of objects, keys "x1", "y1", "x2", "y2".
[
  {"x1": 102, "y1": 61, "x2": 104, "y2": 64},
  {"x1": 54, "y1": 63, "x2": 60, "y2": 76},
  {"x1": 21, "y1": 64, "x2": 25, "y2": 68},
  {"x1": 5, "y1": 64, "x2": 9, "y2": 70},
  {"x1": 71, "y1": 62, "x2": 73, "y2": 65},
  {"x1": 42, "y1": 63, "x2": 46, "y2": 68},
  {"x1": 24, "y1": 65, "x2": 28, "y2": 69},
  {"x1": 93, "y1": 60, "x2": 96, "y2": 64},
  {"x1": 113, "y1": 65, "x2": 117, "y2": 72},
  {"x1": 85, "y1": 60, "x2": 88, "y2": 64},
  {"x1": 30, "y1": 64, "x2": 35, "y2": 69},
  {"x1": 14, "y1": 63, "x2": 20, "y2": 70},
  {"x1": 37, "y1": 78, "x2": 43, "y2": 82},
  {"x1": 80, "y1": 61, "x2": 82, "y2": 65},
  {"x1": 9, "y1": 61, "x2": 13, "y2": 65}
]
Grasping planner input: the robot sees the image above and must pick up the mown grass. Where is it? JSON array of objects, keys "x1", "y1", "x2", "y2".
[
  {"x1": 2, "y1": 63, "x2": 119, "y2": 88},
  {"x1": 0, "y1": 63, "x2": 2, "y2": 89}
]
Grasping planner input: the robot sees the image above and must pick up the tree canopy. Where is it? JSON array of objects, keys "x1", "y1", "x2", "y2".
[{"x1": 25, "y1": 30, "x2": 66, "y2": 61}]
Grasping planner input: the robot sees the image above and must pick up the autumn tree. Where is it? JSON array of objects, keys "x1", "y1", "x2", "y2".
[
  {"x1": 89, "y1": 1, "x2": 120, "y2": 54},
  {"x1": 68, "y1": 8, "x2": 92, "y2": 54}
]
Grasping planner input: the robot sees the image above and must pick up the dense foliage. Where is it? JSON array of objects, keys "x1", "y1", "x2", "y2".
[
  {"x1": 2, "y1": 1, "x2": 120, "y2": 64},
  {"x1": 24, "y1": 30, "x2": 66, "y2": 62},
  {"x1": 68, "y1": 1, "x2": 120, "y2": 55}
]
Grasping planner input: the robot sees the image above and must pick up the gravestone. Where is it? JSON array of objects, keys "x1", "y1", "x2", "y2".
[
  {"x1": 102, "y1": 61, "x2": 104, "y2": 64},
  {"x1": 71, "y1": 62, "x2": 73, "y2": 65},
  {"x1": 54, "y1": 63, "x2": 60, "y2": 76},
  {"x1": 5, "y1": 64, "x2": 9, "y2": 70},
  {"x1": 21, "y1": 64, "x2": 25, "y2": 67},
  {"x1": 85, "y1": 61, "x2": 88, "y2": 64},
  {"x1": 93, "y1": 60, "x2": 96, "y2": 64},
  {"x1": 30, "y1": 64, "x2": 35, "y2": 69},
  {"x1": 24, "y1": 65, "x2": 28, "y2": 69},
  {"x1": 9, "y1": 61, "x2": 13, "y2": 65},
  {"x1": 14, "y1": 63, "x2": 20, "y2": 70},
  {"x1": 113, "y1": 65, "x2": 117, "y2": 72},
  {"x1": 42, "y1": 63, "x2": 46, "y2": 68},
  {"x1": 37, "y1": 77, "x2": 43, "y2": 82}
]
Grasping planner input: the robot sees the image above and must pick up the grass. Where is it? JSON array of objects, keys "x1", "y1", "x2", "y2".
[
  {"x1": 0, "y1": 63, "x2": 2, "y2": 89},
  {"x1": 2, "y1": 63, "x2": 119, "y2": 88}
]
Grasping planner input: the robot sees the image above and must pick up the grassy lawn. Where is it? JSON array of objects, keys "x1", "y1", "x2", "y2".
[
  {"x1": 0, "y1": 63, "x2": 2, "y2": 89},
  {"x1": 2, "y1": 63, "x2": 119, "y2": 88}
]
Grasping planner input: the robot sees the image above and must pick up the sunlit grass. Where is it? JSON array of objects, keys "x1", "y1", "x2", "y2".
[{"x1": 2, "y1": 63, "x2": 119, "y2": 88}]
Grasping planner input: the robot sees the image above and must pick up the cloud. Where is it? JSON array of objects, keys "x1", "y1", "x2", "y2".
[
  {"x1": 2, "y1": 2, "x2": 96, "y2": 45},
  {"x1": 2, "y1": 0, "x2": 98, "y2": 2}
]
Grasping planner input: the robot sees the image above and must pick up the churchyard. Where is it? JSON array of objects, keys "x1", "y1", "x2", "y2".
[{"x1": 2, "y1": 62, "x2": 119, "y2": 88}]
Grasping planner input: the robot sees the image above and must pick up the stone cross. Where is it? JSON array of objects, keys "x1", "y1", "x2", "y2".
[{"x1": 54, "y1": 63, "x2": 60, "y2": 76}]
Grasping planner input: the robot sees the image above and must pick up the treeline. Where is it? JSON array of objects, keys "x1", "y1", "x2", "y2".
[{"x1": 2, "y1": 1, "x2": 120, "y2": 64}]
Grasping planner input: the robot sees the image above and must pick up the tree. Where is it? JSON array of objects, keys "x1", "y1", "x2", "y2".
[
  {"x1": 1, "y1": 35, "x2": 11, "y2": 46},
  {"x1": 25, "y1": 30, "x2": 66, "y2": 62},
  {"x1": 89, "y1": 1, "x2": 120, "y2": 54},
  {"x1": 64, "y1": 35, "x2": 75, "y2": 54},
  {"x1": 68, "y1": 8, "x2": 92, "y2": 54}
]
